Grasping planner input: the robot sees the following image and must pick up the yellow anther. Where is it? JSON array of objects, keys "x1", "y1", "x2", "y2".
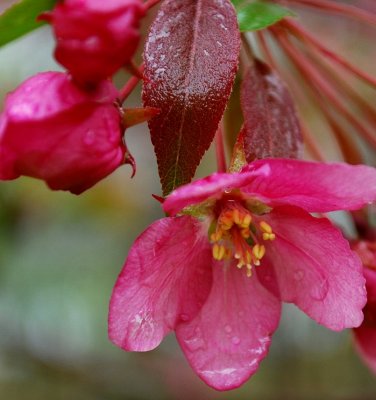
[
  {"x1": 233, "y1": 209, "x2": 241, "y2": 225},
  {"x1": 262, "y1": 232, "x2": 276, "y2": 241},
  {"x1": 252, "y1": 244, "x2": 266, "y2": 260},
  {"x1": 240, "y1": 214, "x2": 252, "y2": 228},
  {"x1": 241, "y1": 228, "x2": 250, "y2": 239},
  {"x1": 246, "y1": 265, "x2": 253, "y2": 277},
  {"x1": 260, "y1": 221, "x2": 273, "y2": 234},
  {"x1": 213, "y1": 244, "x2": 226, "y2": 260},
  {"x1": 237, "y1": 260, "x2": 244, "y2": 269},
  {"x1": 210, "y1": 231, "x2": 222, "y2": 242},
  {"x1": 220, "y1": 215, "x2": 234, "y2": 230},
  {"x1": 224, "y1": 248, "x2": 232, "y2": 259}
]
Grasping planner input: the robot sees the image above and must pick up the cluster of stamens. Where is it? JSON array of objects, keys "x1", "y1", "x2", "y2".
[{"x1": 210, "y1": 202, "x2": 275, "y2": 277}]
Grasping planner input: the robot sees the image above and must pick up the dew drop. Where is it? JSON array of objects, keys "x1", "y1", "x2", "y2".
[
  {"x1": 180, "y1": 313, "x2": 189, "y2": 322},
  {"x1": 84, "y1": 130, "x2": 95, "y2": 145},
  {"x1": 310, "y1": 280, "x2": 329, "y2": 300},
  {"x1": 183, "y1": 337, "x2": 205, "y2": 351},
  {"x1": 294, "y1": 270, "x2": 305, "y2": 281},
  {"x1": 231, "y1": 336, "x2": 240, "y2": 345},
  {"x1": 224, "y1": 325, "x2": 232, "y2": 333}
]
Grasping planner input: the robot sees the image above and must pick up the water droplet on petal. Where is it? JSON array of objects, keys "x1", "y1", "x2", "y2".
[
  {"x1": 294, "y1": 270, "x2": 305, "y2": 281},
  {"x1": 184, "y1": 327, "x2": 205, "y2": 351},
  {"x1": 310, "y1": 280, "x2": 329, "y2": 300},
  {"x1": 231, "y1": 336, "x2": 240, "y2": 345},
  {"x1": 183, "y1": 337, "x2": 205, "y2": 351},
  {"x1": 84, "y1": 129, "x2": 95, "y2": 145},
  {"x1": 264, "y1": 275, "x2": 272, "y2": 282},
  {"x1": 180, "y1": 313, "x2": 189, "y2": 322},
  {"x1": 224, "y1": 325, "x2": 232, "y2": 333}
]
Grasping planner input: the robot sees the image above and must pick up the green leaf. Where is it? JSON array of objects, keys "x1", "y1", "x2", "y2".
[
  {"x1": 0, "y1": 0, "x2": 56, "y2": 48},
  {"x1": 232, "y1": 1, "x2": 294, "y2": 32}
]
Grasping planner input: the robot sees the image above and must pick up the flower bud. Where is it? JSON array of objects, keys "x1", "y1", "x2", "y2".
[
  {"x1": 0, "y1": 71, "x2": 126, "y2": 194},
  {"x1": 49, "y1": 0, "x2": 145, "y2": 86}
]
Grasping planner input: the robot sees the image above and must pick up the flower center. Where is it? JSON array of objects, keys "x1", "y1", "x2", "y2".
[{"x1": 210, "y1": 201, "x2": 275, "y2": 277}]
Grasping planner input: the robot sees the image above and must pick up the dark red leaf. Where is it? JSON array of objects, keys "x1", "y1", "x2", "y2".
[
  {"x1": 142, "y1": 0, "x2": 240, "y2": 195},
  {"x1": 240, "y1": 59, "x2": 303, "y2": 162}
]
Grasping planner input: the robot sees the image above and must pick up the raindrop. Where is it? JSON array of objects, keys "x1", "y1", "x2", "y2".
[
  {"x1": 294, "y1": 270, "x2": 305, "y2": 281},
  {"x1": 231, "y1": 336, "x2": 240, "y2": 345},
  {"x1": 183, "y1": 337, "x2": 205, "y2": 351},
  {"x1": 180, "y1": 313, "x2": 189, "y2": 322},
  {"x1": 310, "y1": 280, "x2": 329, "y2": 300},
  {"x1": 83, "y1": 130, "x2": 95, "y2": 145}
]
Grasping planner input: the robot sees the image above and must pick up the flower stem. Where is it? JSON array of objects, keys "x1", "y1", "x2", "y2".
[
  {"x1": 215, "y1": 122, "x2": 227, "y2": 173},
  {"x1": 282, "y1": 19, "x2": 376, "y2": 88},
  {"x1": 279, "y1": 0, "x2": 376, "y2": 26},
  {"x1": 144, "y1": 0, "x2": 161, "y2": 10},
  {"x1": 271, "y1": 27, "x2": 376, "y2": 149},
  {"x1": 119, "y1": 64, "x2": 145, "y2": 104}
]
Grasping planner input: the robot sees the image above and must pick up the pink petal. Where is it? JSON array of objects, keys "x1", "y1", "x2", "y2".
[
  {"x1": 364, "y1": 267, "x2": 376, "y2": 301},
  {"x1": 163, "y1": 165, "x2": 270, "y2": 216},
  {"x1": 262, "y1": 206, "x2": 366, "y2": 330},
  {"x1": 241, "y1": 159, "x2": 376, "y2": 212},
  {"x1": 5, "y1": 72, "x2": 118, "y2": 121},
  {"x1": 353, "y1": 267, "x2": 376, "y2": 374},
  {"x1": 353, "y1": 325, "x2": 376, "y2": 375},
  {"x1": 109, "y1": 216, "x2": 212, "y2": 351},
  {"x1": 176, "y1": 261, "x2": 281, "y2": 390}
]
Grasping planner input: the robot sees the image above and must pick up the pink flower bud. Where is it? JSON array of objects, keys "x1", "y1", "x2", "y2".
[
  {"x1": 0, "y1": 71, "x2": 126, "y2": 194},
  {"x1": 49, "y1": 0, "x2": 145, "y2": 86}
]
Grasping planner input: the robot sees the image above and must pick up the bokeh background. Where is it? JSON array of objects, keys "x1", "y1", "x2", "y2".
[{"x1": 0, "y1": 1, "x2": 375, "y2": 399}]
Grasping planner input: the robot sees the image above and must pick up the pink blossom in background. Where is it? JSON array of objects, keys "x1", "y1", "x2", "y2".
[
  {"x1": 0, "y1": 71, "x2": 126, "y2": 194},
  {"x1": 109, "y1": 159, "x2": 376, "y2": 390},
  {"x1": 48, "y1": 0, "x2": 145, "y2": 86},
  {"x1": 352, "y1": 241, "x2": 376, "y2": 375}
]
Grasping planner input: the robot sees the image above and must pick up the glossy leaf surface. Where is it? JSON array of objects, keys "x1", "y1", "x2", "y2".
[
  {"x1": 232, "y1": 1, "x2": 293, "y2": 32},
  {"x1": 0, "y1": 0, "x2": 55, "y2": 48},
  {"x1": 240, "y1": 59, "x2": 302, "y2": 162},
  {"x1": 143, "y1": 0, "x2": 240, "y2": 195}
]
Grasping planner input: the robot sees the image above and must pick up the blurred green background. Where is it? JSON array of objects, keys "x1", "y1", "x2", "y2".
[{"x1": 0, "y1": 1, "x2": 375, "y2": 399}]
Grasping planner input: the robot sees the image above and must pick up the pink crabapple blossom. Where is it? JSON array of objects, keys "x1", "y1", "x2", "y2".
[
  {"x1": 109, "y1": 158, "x2": 376, "y2": 390},
  {"x1": 352, "y1": 240, "x2": 376, "y2": 375},
  {"x1": 44, "y1": 0, "x2": 146, "y2": 86},
  {"x1": 0, "y1": 71, "x2": 126, "y2": 194}
]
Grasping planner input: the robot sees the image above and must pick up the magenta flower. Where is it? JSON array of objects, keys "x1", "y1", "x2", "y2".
[
  {"x1": 0, "y1": 71, "x2": 126, "y2": 194},
  {"x1": 109, "y1": 159, "x2": 376, "y2": 390},
  {"x1": 47, "y1": 0, "x2": 145, "y2": 86},
  {"x1": 352, "y1": 241, "x2": 376, "y2": 375}
]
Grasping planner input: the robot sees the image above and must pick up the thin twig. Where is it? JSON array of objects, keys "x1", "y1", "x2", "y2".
[
  {"x1": 282, "y1": 18, "x2": 376, "y2": 88},
  {"x1": 119, "y1": 64, "x2": 145, "y2": 103},
  {"x1": 271, "y1": 27, "x2": 376, "y2": 148},
  {"x1": 215, "y1": 122, "x2": 227, "y2": 173},
  {"x1": 278, "y1": 0, "x2": 376, "y2": 26}
]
